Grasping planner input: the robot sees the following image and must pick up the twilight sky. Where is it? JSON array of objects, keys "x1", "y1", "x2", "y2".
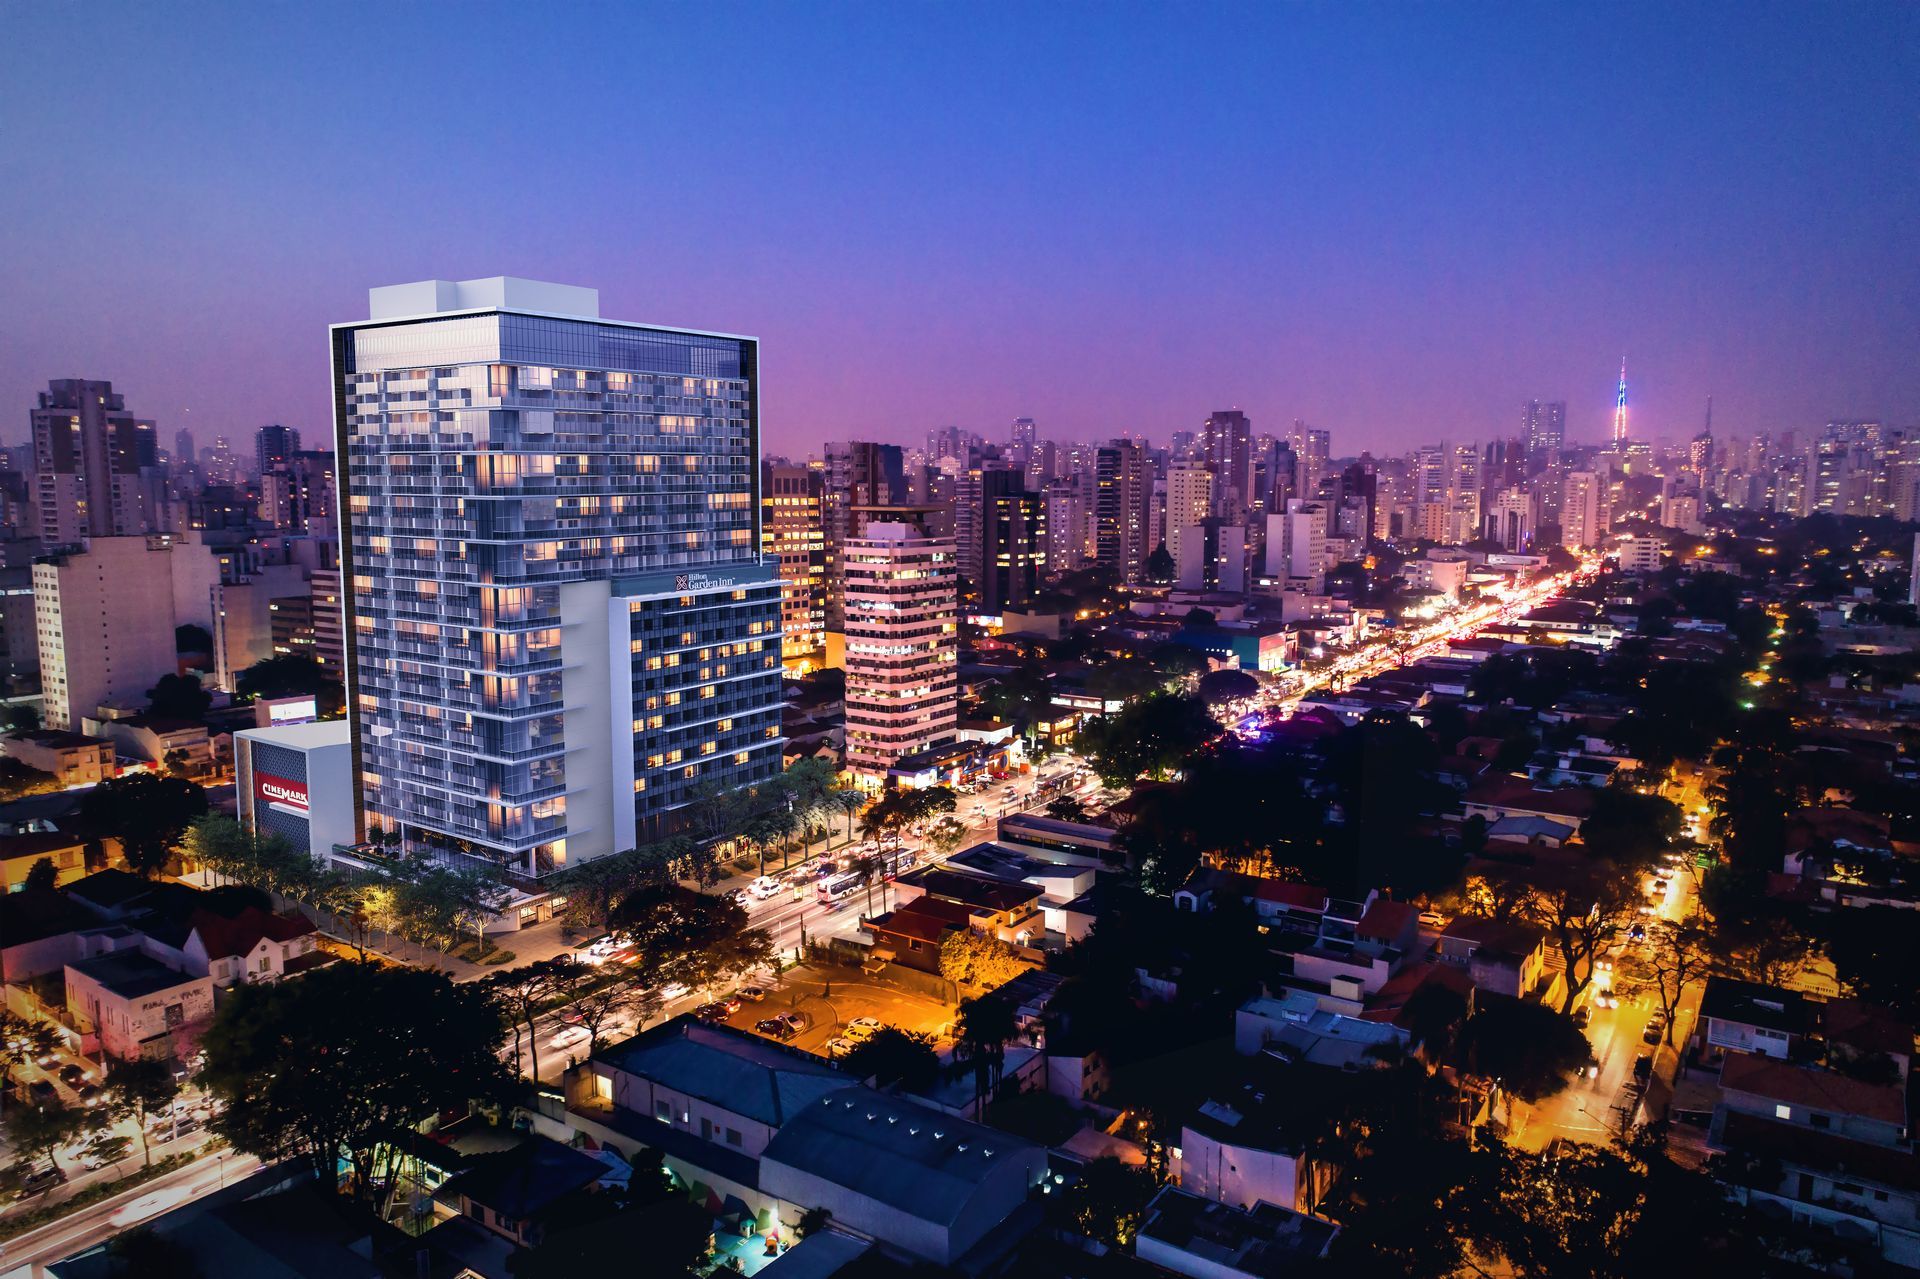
[{"x1": 2, "y1": 2, "x2": 1916, "y2": 460}]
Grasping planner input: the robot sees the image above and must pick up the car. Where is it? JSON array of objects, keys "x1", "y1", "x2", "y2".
[
  {"x1": 658, "y1": 983, "x2": 690, "y2": 1002},
  {"x1": 559, "y1": 1009, "x2": 584, "y2": 1024},
  {"x1": 1571, "y1": 1007, "x2": 1591, "y2": 1030},
  {"x1": 693, "y1": 1001, "x2": 732, "y2": 1022},
  {"x1": 549, "y1": 1024, "x2": 592, "y2": 1050},
  {"x1": 76, "y1": 1083, "x2": 104, "y2": 1108},
  {"x1": 722, "y1": 888, "x2": 750, "y2": 908},
  {"x1": 1642, "y1": 1022, "x2": 1665, "y2": 1045},
  {"x1": 22, "y1": 1164, "x2": 66, "y2": 1194},
  {"x1": 1627, "y1": 923, "x2": 1647, "y2": 942},
  {"x1": 755, "y1": 1017, "x2": 797, "y2": 1041},
  {"x1": 1632, "y1": 1054, "x2": 1653, "y2": 1084},
  {"x1": 771, "y1": 1011, "x2": 807, "y2": 1032},
  {"x1": 1593, "y1": 957, "x2": 1614, "y2": 973},
  {"x1": 738, "y1": 986, "x2": 768, "y2": 1003},
  {"x1": 749, "y1": 876, "x2": 781, "y2": 899},
  {"x1": 58, "y1": 1064, "x2": 87, "y2": 1087},
  {"x1": 822, "y1": 1036, "x2": 858, "y2": 1057},
  {"x1": 1652, "y1": 879, "x2": 1670, "y2": 893},
  {"x1": 844, "y1": 1017, "x2": 883, "y2": 1041},
  {"x1": 29, "y1": 1079, "x2": 57, "y2": 1105}
]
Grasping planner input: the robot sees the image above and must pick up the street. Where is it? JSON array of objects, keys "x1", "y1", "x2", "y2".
[{"x1": 0, "y1": 1148, "x2": 259, "y2": 1279}]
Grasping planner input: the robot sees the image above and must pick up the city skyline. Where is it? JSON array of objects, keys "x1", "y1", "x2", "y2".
[{"x1": 3, "y1": 3, "x2": 1917, "y2": 457}]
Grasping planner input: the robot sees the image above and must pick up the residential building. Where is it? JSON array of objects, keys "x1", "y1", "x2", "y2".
[
  {"x1": 1617, "y1": 535, "x2": 1664, "y2": 575},
  {"x1": 1202, "y1": 410, "x2": 1254, "y2": 522},
  {"x1": 1522, "y1": 400, "x2": 1566, "y2": 475},
  {"x1": 1094, "y1": 440, "x2": 1151, "y2": 584},
  {"x1": 29, "y1": 378, "x2": 162, "y2": 544},
  {"x1": 0, "y1": 831, "x2": 89, "y2": 893},
  {"x1": 977, "y1": 471, "x2": 1046, "y2": 613},
  {"x1": 761, "y1": 461, "x2": 826, "y2": 671},
  {"x1": 1561, "y1": 470, "x2": 1607, "y2": 548},
  {"x1": 1166, "y1": 465, "x2": 1214, "y2": 574},
  {"x1": 211, "y1": 562, "x2": 311, "y2": 690},
  {"x1": 34, "y1": 534, "x2": 219, "y2": 730},
  {"x1": 258, "y1": 449, "x2": 337, "y2": 534},
  {"x1": 842, "y1": 522, "x2": 957, "y2": 781},
  {"x1": 254, "y1": 424, "x2": 302, "y2": 477},
  {"x1": 1135, "y1": 1186, "x2": 1337, "y2": 1279},
  {"x1": 823, "y1": 441, "x2": 906, "y2": 628},
  {"x1": 2, "y1": 729, "x2": 115, "y2": 787},
  {"x1": 64, "y1": 949, "x2": 214, "y2": 1061},
  {"x1": 332, "y1": 277, "x2": 783, "y2": 877}
]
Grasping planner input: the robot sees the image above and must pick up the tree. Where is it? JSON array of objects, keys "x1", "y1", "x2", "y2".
[
  {"x1": 925, "y1": 815, "x2": 969, "y2": 858},
  {"x1": 1580, "y1": 788, "x2": 1681, "y2": 863},
  {"x1": 838, "y1": 1026, "x2": 940, "y2": 1091},
  {"x1": 83, "y1": 774, "x2": 209, "y2": 876},
  {"x1": 5, "y1": 1095, "x2": 91, "y2": 1176},
  {"x1": 570, "y1": 978, "x2": 661, "y2": 1054},
  {"x1": 174, "y1": 623, "x2": 214, "y2": 655},
  {"x1": 235, "y1": 653, "x2": 333, "y2": 701},
  {"x1": 5, "y1": 703, "x2": 39, "y2": 733},
  {"x1": 1643, "y1": 918, "x2": 1712, "y2": 1045},
  {"x1": 937, "y1": 929, "x2": 1030, "y2": 990},
  {"x1": 1820, "y1": 905, "x2": 1920, "y2": 1022},
  {"x1": 1196, "y1": 668, "x2": 1259, "y2": 706},
  {"x1": 1456, "y1": 995, "x2": 1593, "y2": 1102},
  {"x1": 486, "y1": 958, "x2": 579, "y2": 1084},
  {"x1": 198, "y1": 961, "x2": 510, "y2": 1212},
  {"x1": 147, "y1": 673, "x2": 212, "y2": 722},
  {"x1": 22, "y1": 855, "x2": 59, "y2": 892},
  {"x1": 1045, "y1": 794, "x2": 1088, "y2": 822},
  {"x1": 0, "y1": 1010, "x2": 61, "y2": 1103},
  {"x1": 1049, "y1": 1155, "x2": 1159, "y2": 1246},
  {"x1": 954, "y1": 994, "x2": 1018, "y2": 1112},
  {"x1": 1075, "y1": 692, "x2": 1216, "y2": 787},
  {"x1": 106, "y1": 1054, "x2": 183, "y2": 1170},
  {"x1": 612, "y1": 886, "x2": 773, "y2": 994},
  {"x1": 104, "y1": 1228, "x2": 203, "y2": 1279}
]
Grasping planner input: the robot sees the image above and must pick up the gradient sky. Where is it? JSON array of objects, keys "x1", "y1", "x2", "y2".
[{"x1": 2, "y1": 2, "x2": 1916, "y2": 460}]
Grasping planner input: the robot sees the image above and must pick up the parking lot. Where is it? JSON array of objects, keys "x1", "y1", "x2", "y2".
[{"x1": 713, "y1": 964, "x2": 957, "y2": 1059}]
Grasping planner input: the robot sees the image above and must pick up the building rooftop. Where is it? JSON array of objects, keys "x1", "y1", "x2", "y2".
[
  {"x1": 235, "y1": 720, "x2": 352, "y2": 750},
  {"x1": 596, "y1": 1017, "x2": 847, "y2": 1130},
  {"x1": 1718, "y1": 1054, "x2": 1907, "y2": 1126},
  {"x1": 438, "y1": 1134, "x2": 607, "y2": 1221},
  {"x1": 1699, "y1": 976, "x2": 1814, "y2": 1038},
  {"x1": 1137, "y1": 1185, "x2": 1337, "y2": 1275},
  {"x1": 760, "y1": 1087, "x2": 1041, "y2": 1229},
  {"x1": 67, "y1": 949, "x2": 200, "y2": 999},
  {"x1": 1712, "y1": 1110, "x2": 1920, "y2": 1194},
  {"x1": 899, "y1": 866, "x2": 1044, "y2": 913}
]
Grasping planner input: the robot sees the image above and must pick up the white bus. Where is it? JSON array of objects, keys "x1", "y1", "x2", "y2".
[{"x1": 817, "y1": 872, "x2": 863, "y2": 906}]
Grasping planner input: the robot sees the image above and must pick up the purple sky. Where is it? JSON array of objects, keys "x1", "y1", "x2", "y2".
[{"x1": 2, "y1": 3, "x2": 1916, "y2": 460}]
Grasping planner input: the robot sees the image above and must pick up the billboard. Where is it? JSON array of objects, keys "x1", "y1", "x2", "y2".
[
  {"x1": 255, "y1": 772, "x2": 310, "y2": 813},
  {"x1": 262, "y1": 696, "x2": 319, "y2": 727}
]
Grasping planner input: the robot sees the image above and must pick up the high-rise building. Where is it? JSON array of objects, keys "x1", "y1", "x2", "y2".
[
  {"x1": 1561, "y1": 470, "x2": 1607, "y2": 549},
  {"x1": 1287, "y1": 423, "x2": 1331, "y2": 504},
  {"x1": 172, "y1": 428, "x2": 197, "y2": 470},
  {"x1": 842, "y1": 523, "x2": 957, "y2": 782},
  {"x1": 1660, "y1": 492, "x2": 1703, "y2": 535},
  {"x1": 761, "y1": 461, "x2": 826, "y2": 671},
  {"x1": 29, "y1": 378, "x2": 162, "y2": 544},
  {"x1": 1094, "y1": 440, "x2": 1151, "y2": 584},
  {"x1": 1165, "y1": 464, "x2": 1214, "y2": 575},
  {"x1": 1044, "y1": 476, "x2": 1090, "y2": 573},
  {"x1": 258, "y1": 450, "x2": 337, "y2": 534},
  {"x1": 1486, "y1": 488, "x2": 1536, "y2": 551},
  {"x1": 256, "y1": 424, "x2": 302, "y2": 477},
  {"x1": 332, "y1": 277, "x2": 783, "y2": 876},
  {"x1": 1008, "y1": 417, "x2": 1037, "y2": 471},
  {"x1": 823, "y1": 442, "x2": 906, "y2": 628},
  {"x1": 979, "y1": 478, "x2": 1046, "y2": 613},
  {"x1": 1522, "y1": 400, "x2": 1566, "y2": 475},
  {"x1": 34, "y1": 534, "x2": 219, "y2": 729},
  {"x1": 1201, "y1": 410, "x2": 1253, "y2": 522}
]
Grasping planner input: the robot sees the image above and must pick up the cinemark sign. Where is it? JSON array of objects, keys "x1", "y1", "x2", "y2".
[{"x1": 256, "y1": 772, "x2": 309, "y2": 813}]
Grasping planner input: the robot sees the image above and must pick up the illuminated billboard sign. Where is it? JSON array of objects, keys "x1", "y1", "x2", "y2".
[
  {"x1": 265, "y1": 697, "x2": 319, "y2": 726},
  {"x1": 255, "y1": 772, "x2": 310, "y2": 813}
]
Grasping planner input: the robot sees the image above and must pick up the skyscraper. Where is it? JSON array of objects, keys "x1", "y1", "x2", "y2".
[
  {"x1": 762, "y1": 461, "x2": 826, "y2": 672},
  {"x1": 1008, "y1": 417, "x2": 1037, "y2": 471},
  {"x1": 256, "y1": 424, "x2": 302, "y2": 477},
  {"x1": 332, "y1": 277, "x2": 784, "y2": 876},
  {"x1": 29, "y1": 378, "x2": 162, "y2": 544},
  {"x1": 1521, "y1": 400, "x2": 1565, "y2": 475},
  {"x1": 1094, "y1": 440, "x2": 1151, "y2": 584},
  {"x1": 1561, "y1": 470, "x2": 1607, "y2": 549},
  {"x1": 843, "y1": 522, "x2": 957, "y2": 782},
  {"x1": 1201, "y1": 410, "x2": 1253, "y2": 521},
  {"x1": 823, "y1": 442, "x2": 906, "y2": 628},
  {"x1": 1165, "y1": 464, "x2": 1214, "y2": 574}
]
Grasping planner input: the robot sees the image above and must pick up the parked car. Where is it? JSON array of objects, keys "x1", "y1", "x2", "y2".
[
  {"x1": 22, "y1": 1165, "x2": 65, "y2": 1194},
  {"x1": 76, "y1": 1084, "x2": 104, "y2": 1108},
  {"x1": 822, "y1": 1036, "x2": 858, "y2": 1058},
  {"x1": 29, "y1": 1079, "x2": 57, "y2": 1105},
  {"x1": 58, "y1": 1064, "x2": 87, "y2": 1088},
  {"x1": 693, "y1": 1001, "x2": 732, "y2": 1022},
  {"x1": 755, "y1": 1017, "x2": 797, "y2": 1041},
  {"x1": 1571, "y1": 1007, "x2": 1591, "y2": 1030},
  {"x1": 1632, "y1": 1053, "x2": 1653, "y2": 1084},
  {"x1": 550, "y1": 1024, "x2": 592, "y2": 1051},
  {"x1": 738, "y1": 985, "x2": 768, "y2": 1003},
  {"x1": 844, "y1": 1017, "x2": 883, "y2": 1041}
]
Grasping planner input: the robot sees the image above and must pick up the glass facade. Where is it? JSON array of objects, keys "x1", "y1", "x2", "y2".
[{"x1": 332, "y1": 303, "x2": 781, "y2": 876}]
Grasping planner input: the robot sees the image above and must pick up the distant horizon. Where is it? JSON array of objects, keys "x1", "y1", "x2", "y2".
[{"x1": 3, "y1": 3, "x2": 1915, "y2": 459}]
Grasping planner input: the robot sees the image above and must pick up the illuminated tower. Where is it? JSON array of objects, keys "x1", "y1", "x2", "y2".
[{"x1": 1611, "y1": 358, "x2": 1629, "y2": 447}]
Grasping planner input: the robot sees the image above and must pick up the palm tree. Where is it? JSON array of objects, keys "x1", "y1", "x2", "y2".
[
  {"x1": 953, "y1": 995, "x2": 1018, "y2": 1114},
  {"x1": 831, "y1": 789, "x2": 863, "y2": 846}
]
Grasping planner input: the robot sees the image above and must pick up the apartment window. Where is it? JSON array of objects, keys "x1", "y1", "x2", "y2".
[{"x1": 725, "y1": 1127, "x2": 742, "y2": 1147}]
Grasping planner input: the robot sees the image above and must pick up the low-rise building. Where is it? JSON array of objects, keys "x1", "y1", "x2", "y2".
[
  {"x1": 1, "y1": 730, "x2": 114, "y2": 787},
  {"x1": 64, "y1": 949, "x2": 214, "y2": 1061},
  {"x1": 1135, "y1": 1185, "x2": 1337, "y2": 1279},
  {"x1": 1698, "y1": 977, "x2": 1815, "y2": 1062}
]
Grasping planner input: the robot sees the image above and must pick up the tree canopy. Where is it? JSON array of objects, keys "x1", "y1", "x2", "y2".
[{"x1": 83, "y1": 773, "x2": 208, "y2": 875}]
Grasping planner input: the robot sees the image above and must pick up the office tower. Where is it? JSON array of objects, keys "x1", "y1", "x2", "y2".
[
  {"x1": 1025, "y1": 439, "x2": 1058, "y2": 489},
  {"x1": 256, "y1": 424, "x2": 302, "y2": 477},
  {"x1": 1044, "y1": 477, "x2": 1089, "y2": 573},
  {"x1": 1094, "y1": 440, "x2": 1151, "y2": 584},
  {"x1": 34, "y1": 534, "x2": 220, "y2": 729},
  {"x1": 927, "y1": 426, "x2": 967, "y2": 474},
  {"x1": 258, "y1": 450, "x2": 337, "y2": 534},
  {"x1": 203, "y1": 437, "x2": 241, "y2": 486},
  {"x1": 979, "y1": 481, "x2": 1046, "y2": 613},
  {"x1": 1008, "y1": 417, "x2": 1037, "y2": 471},
  {"x1": 332, "y1": 277, "x2": 783, "y2": 876},
  {"x1": 823, "y1": 441, "x2": 906, "y2": 628},
  {"x1": 1522, "y1": 400, "x2": 1566, "y2": 476},
  {"x1": 1200, "y1": 410, "x2": 1253, "y2": 521},
  {"x1": 1288, "y1": 423, "x2": 1331, "y2": 501},
  {"x1": 1165, "y1": 465, "x2": 1214, "y2": 576},
  {"x1": 1265, "y1": 500, "x2": 1328, "y2": 589},
  {"x1": 30, "y1": 378, "x2": 163, "y2": 544},
  {"x1": 1486, "y1": 488, "x2": 1536, "y2": 552},
  {"x1": 842, "y1": 523, "x2": 957, "y2": 781},
  {"x1": 212, "y1": 561, "x2": 312, "y2": 689},
  {"x1": 172, "y1": 428, "x2": 198, "y2": 470},
  {"x1": 1561, "y1": 470, "x2": 1607, "y2": 549},
  {"x1": 762, "y1": 461, "x2": 826, "y2": 672}
]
